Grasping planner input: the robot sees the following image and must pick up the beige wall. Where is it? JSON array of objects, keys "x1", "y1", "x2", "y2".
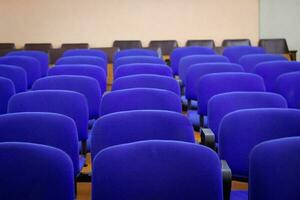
[{"x1": 0, "y1": 0, "x2": 259, "y2": 48}]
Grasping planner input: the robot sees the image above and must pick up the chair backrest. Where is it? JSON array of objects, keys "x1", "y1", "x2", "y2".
[
  {"x1": 218, "y1": 108, "x2": 300, "y2": 179},
  {"x1": 277, "y1": 71, "x2": 300, "y2": 108},
  {"x1": 114, "y1": 56, "x2": 165, "y2": 72},
  {"x1": 92, "y1": 140, "x2": 223, "y2": 200},
  {"x1": 61, "y1": 43, "x2": 89, "y2": 50},
  {"x1": 113, "y1": 40, "x2": 142, "y2": 50},
  {"x1": 114, "y1": 49, "x2": 158, "y2": 61},
  {"x1": 149, "y1": 40, "x2": 179, "y2": 55},
  {"x1": 186, "y1": 40, "x2": 215, "y2": 48},
  {"x1": 0, "y1": 77, "x2": 15, "y2": 114},
  {"x1": 32, "y1": 75, "x2": 101, "y2": 119},
  {"x1": 114, "y1": 63, "x2": 172, "y2": 79},
  {"x1": 185, "y1": 63, "x2": 244, "y2": 101},
  {"x1": 239, "y1": 54, "x2": 287, "y2": 72},
  {"x1": 249, "y1": 137, "x2": 300, "y2": 200},
  {"x1": 0, "y1": 112, "x2": 79, "y2": 175},
  {"x1": 48, "y1": 64, "x2": 106, "y2": 93},
  {"x1": 91, "y1": 110, "x2": 195, "y2": 159},
  {"x1": 197, "y1": 73, "x2": 265, "y2": 116},
  {"x1": 100, "y1": 88, "x2": 182, "y2": 116},
  {"x1": 0, "y1": 64, "x2": 27, "y2": 92},
  {"x1": 0, "y1": 43, "x2": 15, "y2": 49},
  {"x1": 56, "y1": 56, "x2": 107, "y2": 75},
  {"x1": 223, "y1": 46, "x2": 266, "y2": 63},
  {"x1": 8, "y1": 90, "x2": 88, "y2": 141},
  {"x1": 62, "y1": 49, "x2": 107, "y2": 61},
  {"x1": 179, "y1": 55, "x2": 229, "y2": 85},
  {"x1": 170, "y1": 46, "x2": 216, "y2": 75},
  {"x1": 208, "y1": 92, "x2": 287, "y2": 142},
  {"x1": 112, "y1": 74, "x2": 180, "y2": 96},
  {"x1": 255, "y1": 61, "x2": 300, "y2": 92},
  {"x1": 0, "y1": 142, "x2": 74, "y2": 200},
  {"x1": 258, "y1": 38, "x2": 289, "y2": 54},
  {"x1": 7, "y1": 50, "x2": 49, "y2": 76},
  {"x1": 0, "y1": 56, "x2": 41, "y2": 88},
  {"x1": 24, "y1": 43, "x2": 53, "y2": 53},
  {"x1": 222, "y1": 39, "x2": 251, "y2": 47}
]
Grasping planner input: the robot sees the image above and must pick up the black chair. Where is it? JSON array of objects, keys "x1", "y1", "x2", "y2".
[
  {"x1": 113, "y1": 40, "x2": 142, "y2": 50},
  {"x1": 61, "y1": 43, "x2": 89, "y2": 50},
  {"x1": 186, "y1": 40, "x2": 215, "y2": 48},
  {"x1": 149, "y1": 40, "x2": 178, "y2": 55},
  {"x1": 222, "y1": 39, "x2": 251, "y2": 47},
  {"x1": 24, "y1": 43, "x2": 53, "y2": 53}
]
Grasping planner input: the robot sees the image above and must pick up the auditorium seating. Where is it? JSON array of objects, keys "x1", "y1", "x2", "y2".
[
  {"x1": 62, "y1": 49, "x2": 108, "y2": 62},
  {"x1": 223, "y1": 46, "x2": 266, "y2": 63},
  {"x1": 148, "y1": 40, "x2": 178, "y2": 55},
  {"x1": 0, "y1": 64, "x2": 27, "y2": 92},
  {"x1": 114, "y1": 56, "x2": 165, "y2": 72},
  {"x1": 92, "y1": 140, "x2": 223, "y2": 200},
  {"x1": 0, "y1": 77, "x2": 15, "y2": 114},
  {"x1": 91, "y1": 110, "x2": 195, "y2": 159},
  {"x1": 222, "y1": 39, "x2": 251, "y2": 47},
  {"x1": 113, "y1": 40, "x2": 142, "y2": 50},
  {"x1": 24, "y1": 43, "x2": 53, "y2": 53},
  {"x1": 0, "y1": 142, "x2": 74, "y2": 200},
  {"x1": 0, "y1": 43, "x2": 15, "y2": 50},
  {"x1": 114, "y1": 49, "x2": 158, "y2": 61},
  {"x1": 61, "y1": 43, "x2": 89, "y2": 50},
  {"x1": 185, "y1": 40, "x2": 215, "y2": 48}
]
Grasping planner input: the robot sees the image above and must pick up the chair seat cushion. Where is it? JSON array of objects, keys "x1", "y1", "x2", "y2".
[{"x1": 230, "y1": 190, "x2": 248, "y2": 200}]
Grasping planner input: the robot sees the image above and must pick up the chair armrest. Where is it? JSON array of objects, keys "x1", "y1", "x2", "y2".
[
  {"x1": 222, "y1": 160, "x2": 232, "y2": 200},
  {"x1": 289, "y1": 50, "x2": 298, "y2": 61},
  {"x1": 200, "y1": 128, "x2": 215, "y2": 150}
]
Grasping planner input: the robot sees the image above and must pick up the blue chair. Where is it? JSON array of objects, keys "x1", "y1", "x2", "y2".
[
  {"x1": 0, "y1": 56, "x2": 41, "y2": 88},
  {"x1": 7, "y1": 50, "x2": 49, "y2": 76},
  {"x1": 32, "y1": 75, "x2": 101, "y2": 120},
  {"x1": 48, "y1": 64, "x2": 107, "y2": 93},
  {"x1": 207, "y1": 92, "x2": 287, "y2": 144},
  {"x1": 7, "y1": 90, "x2": 89, "y2": 154},
  {"x1": 170, "y1": 46, "x2": 216, "y2": 75},
  {"x1": 239, "y1": 54, "x2": 287, "y2": 72},
  {"x1": 62, "y1": 49, "x2": 107, "y2": 62},
  {"x1": 0, "y1": 142, "x2": 74, "y2": 200},
  {"x1": 0, "y1": 77, "x2": 15, "y2": 114},
  {"x1": 92, "y1": 140, "x2": 223, "y2": 200},
  {"x1": 222, "y1": 46, "x2": 266, "y2": 63},
  {"x1": 197, "y1": 73, "x2": 265, "y2": 127},
  {"x1": 0, "y1": 112, "x2": 81, "y2": 176},
  {"x1": 178, "y1": 55, "x2": 229, "y2": 85},
  {"x1": 114, "y1": 63, "x2": 172, "y2": 79},
  {"x1": 56, "y1": 56, "x2": 107, "y2": 75},
  {"x1": 255, "y1": 61, "x2": 300, "y2": 92},
  {"x1": 114, "y1": 56, "x2": 165, "y2": 72},
  {"x1": 277, "y1": 71, "x2": 300, "y2": 108},
  {"x1": 0, "y1": 64, "x2": 27, "y2": 92},
  {"x1": 100, "y1": 88, "x2": 182, "y2": 116},
  {"x1": 114, "y1": 49, "x2": 158, "y2": 61},
  {"x1": 219, "y1": 108, "x2": 300, "y2": 181},
  {"x1": 91, "y1": 110, "x2": 195, "y2": 159},
  {"x1": 112, "y1": 74, "x2": 180, "y2": 96}
]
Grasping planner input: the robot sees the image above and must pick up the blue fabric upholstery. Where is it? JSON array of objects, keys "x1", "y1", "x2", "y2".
[
  {"x1": 185, "y1": 63, "x2": 244, "y2": 101},
  {"x1": 62, "y1": 49, "x2": 107, "y2": 62},
  {"x1": 7, "y1": 50, "x2": 49, "y2": 76},
  {"x1": 277, "y1": 71, "x2": 300, "y2": 108},
  {"x1": 239, "y1": 54, "x2": 287, "y2": 72},
  {"x1": 197, "y1": 73, "x2": 265, "y2": 116},
  {"x1": 179, "y1": 55, "x2": 229, "y2": 85},
  {"x1": 0, "y1": 56, "x2": 41, "y2": 88},
  {"x1": 114, "y1": 49, "x2": 158, "y2": 61},
  {"x1": 255, "y1": 61, "x2": 300, "y2": 92},
  {"x1": 100, "y1": 88, "x2": 182, "y2": 116},
  {"x1": 0, "y1": 112, "x2": 79, "y2": 175},
  {"x1": 112, "y1": 74, "x2": 180, "y2": 96},
  {"x1": 170, "y1": 46, "x2": 216, "y2": 75},
  {"x1": 48, "y1": 64, "x2": 106, "y2": 93},
  {"x1": 223, "y1": 46, "x2": 266, "y2": 63},
  {"x1": 114, "y1": 63, "x2": 172, "y2": 79},
  {"x1": 248, "y1": 137, "x2": 300, "y2": 200},
  {"x1": 0, "y1": 77, "x2": 15, "y2": 114},
  {"x1": 0, "y1": 64, "x2": 27, "y2": 92},
  {"x1": 92, "y1": 140, "x2": 223, "y2": 200},
  {"x1": 7, "y1": 90, "x2": 88, "y2": 141},
  {"x1": 91, "y1": 110, "x2": 195, "y2": 159},
  {"x1": 114, "y1": 56, "x2": 165, "y2": 72},
  {"x1": 230, "y1": 190, "x2": 248, "y2": 200},
  {"x1": 32, "y1": 75, "x2": 101, "y2": 119},
  {"x1": 56, "y1": 56, "x2": 107, "y2": 75},
  {"x1": 208, "y1": 92, "x2": 287, "y2": 142},
  {"x1": 0, "y1": 142, "x2": 74, "y2": 200},
  {"x1": 218, "y1": 108, "x2": 300, "y2": 179}
]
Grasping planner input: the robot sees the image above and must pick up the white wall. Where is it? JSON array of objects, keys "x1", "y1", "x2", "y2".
[
  {"x1": 0, "y1": 0, "x2": 259, "y2": 48},
  {"x1": 260, "y1": 0, "x2": 300, "y2": 58}
]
